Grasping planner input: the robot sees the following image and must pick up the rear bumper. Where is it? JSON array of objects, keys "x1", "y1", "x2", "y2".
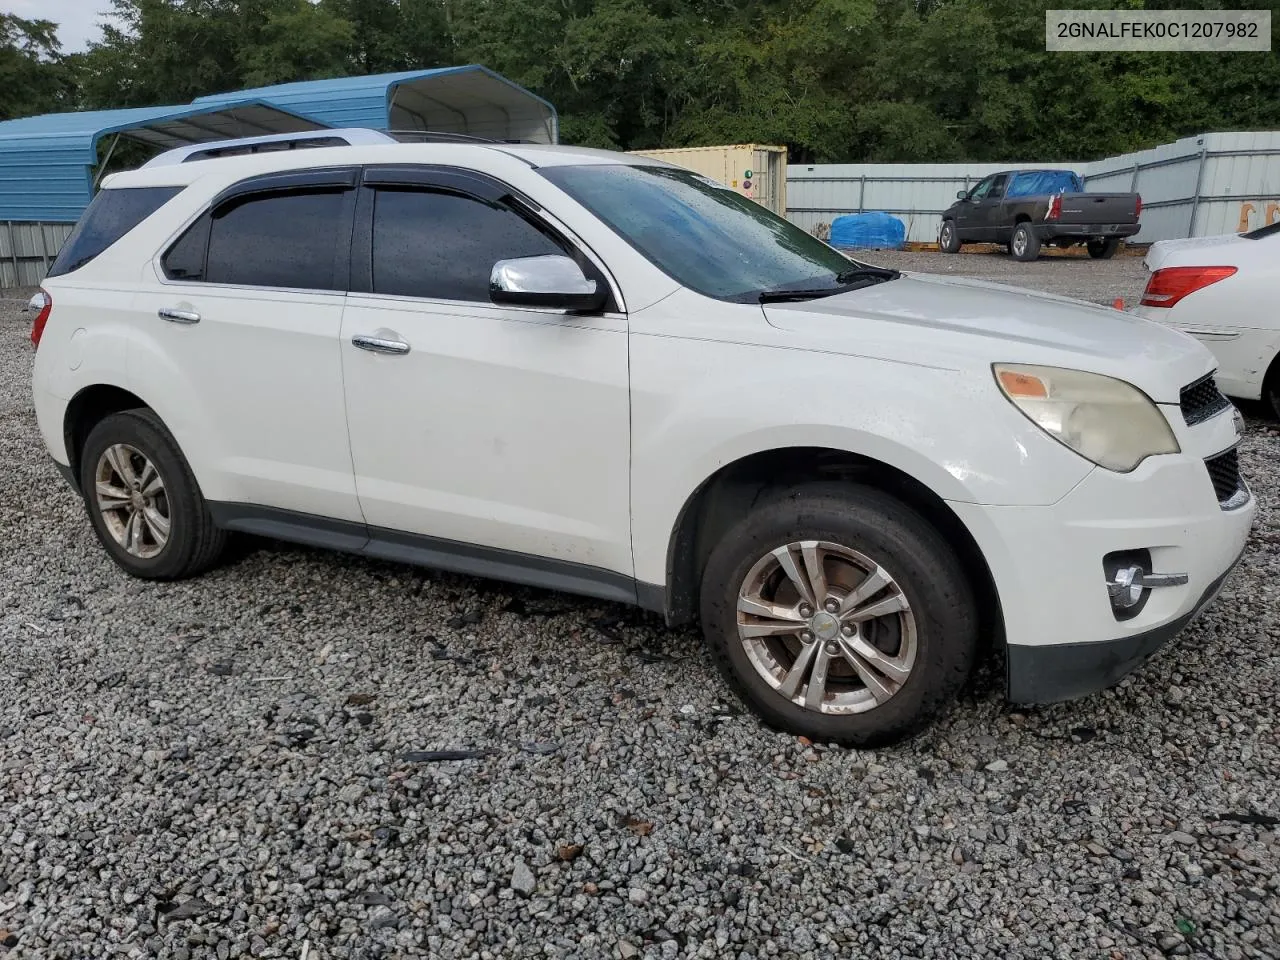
[
  {"x1": 1005, "y1": 547, "x2": 1243, "y2": 703},
  {"x1": 1036, "y1": 222, "x2": 1141, "y2": 241}
]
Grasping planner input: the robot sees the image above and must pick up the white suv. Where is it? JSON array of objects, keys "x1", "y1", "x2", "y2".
[{"x1": 29, "y1": 138, "x2": 1254, "y2": 745}]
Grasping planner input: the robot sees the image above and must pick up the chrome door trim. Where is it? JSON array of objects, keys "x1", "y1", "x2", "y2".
[
  {"x1": 158, "y1": 307, "x2": 201, "y2": 324},
  {"x1": 351, "y1": 333, "x2": 411, "y2": 355}
]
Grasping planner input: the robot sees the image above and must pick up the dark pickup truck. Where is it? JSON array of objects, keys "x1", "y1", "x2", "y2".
[{"x1": 939, "y1": 169, "x2": 1142, "y2": 262}]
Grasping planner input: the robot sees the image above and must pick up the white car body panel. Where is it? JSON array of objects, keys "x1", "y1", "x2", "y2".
[
  {"x1": 1136, "y1": 230, "x2": 1280, "y2": 401},
  {"x1": 29, "y1": 140, "x2": 1254, "y2": 692},
  {"x1": 340, "y1": 294, "x2": 633, "y2": 572}
]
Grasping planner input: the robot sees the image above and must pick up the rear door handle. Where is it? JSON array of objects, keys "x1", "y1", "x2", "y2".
[
  {"x1": 159, "y1": 307, "x2": 200, "y2": 324},
  {"x1": 352, "y1": 333, "x2": 410, "y2": 355}
]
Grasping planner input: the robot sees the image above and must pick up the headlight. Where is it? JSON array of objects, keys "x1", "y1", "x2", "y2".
[{"x1": 993, "y1": 364, "x2": 1179, "y2": 472}]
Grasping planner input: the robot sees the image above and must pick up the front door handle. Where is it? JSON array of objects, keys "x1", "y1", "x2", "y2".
[
  {"x1": 352, "y1": 333, "x2": 410, "y2": 356},
  {"x1": 159, "y1": 307, "x2": 200, "y2": 324}
]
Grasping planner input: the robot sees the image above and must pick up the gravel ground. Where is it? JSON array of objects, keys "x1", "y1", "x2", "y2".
[
  {"x1": 1, "y1": 261, "x2": 1277, "y2": 960},
  {"x1": 865, "y1": 249, "x2": 1150, "y2": 306}
]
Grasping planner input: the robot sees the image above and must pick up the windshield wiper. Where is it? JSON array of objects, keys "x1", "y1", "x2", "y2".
[{"x1": 757, "y1": 266, "x2": 901, "y2": 303}]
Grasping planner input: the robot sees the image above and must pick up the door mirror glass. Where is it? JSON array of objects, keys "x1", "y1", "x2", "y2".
[
  {"x1": 956, "y1": 189, "x2": 968, "y2": 200},
  {"x1": 489, "y1": 255, "x2": 605, "y2": 311}
]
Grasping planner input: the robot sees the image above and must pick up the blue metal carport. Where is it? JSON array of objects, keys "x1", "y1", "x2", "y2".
[{"x1": 194, "y1": 65, "x2": 558, "y2": 144}]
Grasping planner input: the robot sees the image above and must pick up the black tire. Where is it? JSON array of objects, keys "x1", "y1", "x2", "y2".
[
  {"x1": 1263, "y1": 359, "x2": 1280, "y2": 420},
  {"x1": 699, "y1": 483, "x2": 978, "y2": 747},
  {"x1": 79, "y1": 408, "x2": 227, "y2": 580},
  {"x1": 938, "y1": 220, "x2": 961, "y2": 253},
  {"x1": 1087, "y1": 238, "x2": 1120, "y2": 259},
  {"x1": 1010, "y1": 222, "x2": 1040, "y2": 261}
]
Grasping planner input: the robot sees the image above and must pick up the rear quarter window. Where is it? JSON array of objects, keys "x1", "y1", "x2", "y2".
[{"x1": 47, "y1": 186, "x2": 182, "y2": 278}]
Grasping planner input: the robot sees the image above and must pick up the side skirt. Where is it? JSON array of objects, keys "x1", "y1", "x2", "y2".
[{"x1": 207, "y1": 502, "x2": 656, "y2": 608}]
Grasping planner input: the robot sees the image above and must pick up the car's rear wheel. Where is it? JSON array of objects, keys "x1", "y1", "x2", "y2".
[
  {"x1": 80, "y1": 409, "x2": 226, "y2": 580},
  {"x1": 699, "y1": 484, "x2": 978, "y2": 747},
  {"x1": 1010, "y1": 222, "x2": 1040, "y2": 261},
  {"x1": 938, "y1": 220, "x2": 961, "y2": 253},
  {"x1": 1087, "y1": 238, "x2": 1120, "y2": 259}
]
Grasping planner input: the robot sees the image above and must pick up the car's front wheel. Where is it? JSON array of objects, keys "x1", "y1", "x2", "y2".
[
  {"x1": 1087, "y1": 238, "x2": 1120, "y2": 259},
  {"x1": 938, "y1": 220, "x2": 961, "y2": 253},
  {"x1": 80, "y1": 409, "x2": 227, "y2": 580},
  {"x1": 699, "y1": 484, "x2": 978, "y2": 747}
]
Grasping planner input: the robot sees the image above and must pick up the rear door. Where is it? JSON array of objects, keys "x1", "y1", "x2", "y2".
[
  {"x1": 133, "y1": 169, "x2": 362, "y2": 522},
  {"x1": 338, "y1": 166, "x2": 633, "y2": 585}
]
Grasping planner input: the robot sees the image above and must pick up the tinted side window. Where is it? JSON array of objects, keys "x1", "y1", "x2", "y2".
[
  {"x1": 988, "y1": 174, "x2": 1009, "y2": 198},
  {"x1": 205, "y1": 189, "x2": 349, "y2": 290},
  {"x1": 968, "y1": 176, "x2": 996, "y2": 201},
  {"x1": 48, "y1": 186, "x2": 182, "y2": 277},
  {"x1": 371, "y1": 188, "x2": 563, "y2": 301},
  {"x1": 162, "y1": 214, "x2": 210, "y2": 281}
]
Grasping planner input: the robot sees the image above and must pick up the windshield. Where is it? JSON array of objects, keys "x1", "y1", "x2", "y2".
[
  {"x1": 1243, "y1": 220, "x2": 1280, "y2": 240},
  {"x1": 540, "y1": 164, "x2": 863, "y2": 302}
]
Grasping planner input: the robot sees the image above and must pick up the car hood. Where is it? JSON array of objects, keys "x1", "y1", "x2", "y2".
[
  {"x1": 1144, "y1": 233, "x2": 1248, "y2": 271},
  {"x1": 762, "y1": 272, "x2": 1213, "y2": 404}
]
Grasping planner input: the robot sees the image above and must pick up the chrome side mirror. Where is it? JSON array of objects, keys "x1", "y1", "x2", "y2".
[{"x1": 489, "y1": 255, "x2": 606, "y2": 311}]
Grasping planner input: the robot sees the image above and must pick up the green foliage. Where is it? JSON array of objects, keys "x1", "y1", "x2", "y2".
[
  {"x1": 2, "y1": 0, "x2": 1278, "y2": 162},
  {"x1": 0, "y1": 14, "x2": 76, "y2": 120}
]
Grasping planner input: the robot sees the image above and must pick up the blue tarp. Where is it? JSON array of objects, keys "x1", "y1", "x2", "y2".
[
  {"x1": 829, "y1": 212, "x2": 907, "y2": 249},
  {"x1": 1006, "y1": 170, "x2": 1083, "y2": 198}
]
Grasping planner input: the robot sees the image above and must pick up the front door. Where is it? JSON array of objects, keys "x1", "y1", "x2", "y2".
[
  {"x1": 970, "y1": 172, "x2": 1009, "y2": 242},
  {"x1": 339, "y1": 169, "x2": 634, "y2": 585}
]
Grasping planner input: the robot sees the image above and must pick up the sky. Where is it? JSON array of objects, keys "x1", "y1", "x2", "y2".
[{"x1": 1, "y1": 0, "x2": 113, "y2": 52}]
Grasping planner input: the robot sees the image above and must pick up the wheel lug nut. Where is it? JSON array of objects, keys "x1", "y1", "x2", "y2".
[
  {"x1": 841, "y1": 624, "x2": 854, "y2": 636},
  {"x1": 825, "y1": 642, "x2": 839, "y2": 655},
  {"x1": 824, "y1": 599, "x2": 839, "y2": 613},
  {"x1": 798, "y1": 605, "x2": 813, "y2": 618},
  {"x1": 800, "y1": 630, "x2": 813, "y2": 642}
]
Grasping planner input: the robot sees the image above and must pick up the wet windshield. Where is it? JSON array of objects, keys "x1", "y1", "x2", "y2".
[{"x1": 540, "y1": 164, "x2": 894, "y2": 303}]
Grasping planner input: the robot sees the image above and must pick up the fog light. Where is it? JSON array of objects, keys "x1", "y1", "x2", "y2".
[{"x1": 1103, "y1": 549, "x2": 1189, "y2": 622}]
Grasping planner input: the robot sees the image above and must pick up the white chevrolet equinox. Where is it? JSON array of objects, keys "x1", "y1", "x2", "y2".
[{"x1": 29, "y1": 138, "x2": 1254, "y2": 745}]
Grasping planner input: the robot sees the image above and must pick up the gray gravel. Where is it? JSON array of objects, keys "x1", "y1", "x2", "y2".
[
  {"x1": 866, "y1": 248, "x2": 1150, "y2": 306},
  {"x1": 1, "y1": 263, "x2": 1278, "y2": 959}
]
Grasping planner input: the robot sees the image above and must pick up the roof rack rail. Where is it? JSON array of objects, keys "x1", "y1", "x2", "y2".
[
  {"x1": 385, "y1": 129, "x2": 538, "y2": 145},
  {"x1": 141, "y1": 128, "x2": 397, "y2": 168}
]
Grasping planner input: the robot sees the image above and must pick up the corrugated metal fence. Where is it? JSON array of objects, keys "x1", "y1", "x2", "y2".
[
  {"x1": 0, "y1": 221, "x2": 73, "y2": 288},
  {"x1": 787, "y1": 131, "x2": 1280, "y2": 245}
]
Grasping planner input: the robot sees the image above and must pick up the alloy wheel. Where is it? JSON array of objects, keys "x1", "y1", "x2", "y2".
[
  {"x1": 736, "y1": 540, "x2": 917, "y2": 715},
  {"x1": 94, "y1": 443, "x2": 170, "y2": 559}
]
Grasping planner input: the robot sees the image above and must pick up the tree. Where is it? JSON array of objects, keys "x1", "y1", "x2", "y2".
[
  {"x1": 0, "y1": 14, "x2": 76, "y2": 120},
  {"x1": 34, "y1": 0, "x2": 1280, "y2": 163}
]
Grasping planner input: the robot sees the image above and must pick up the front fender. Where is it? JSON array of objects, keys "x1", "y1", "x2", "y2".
[{"x1": 628, "y1": 332, "x2": 1092, "y2": 586}]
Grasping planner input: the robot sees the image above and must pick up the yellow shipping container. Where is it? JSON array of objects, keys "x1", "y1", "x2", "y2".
[{"x1": 626, "y1": 144, "x2": 788, "y2": 216}]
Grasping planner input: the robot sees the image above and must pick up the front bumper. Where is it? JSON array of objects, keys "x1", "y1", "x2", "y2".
[
  {"x1": 1004, "y1": 547, "x2": 1243, "y2": 702},
  {"x1": 949, "y1": 423, "x2": 1255, "y2": 704}
]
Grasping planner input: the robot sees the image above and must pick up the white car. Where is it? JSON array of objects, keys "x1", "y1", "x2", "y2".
[
  {"x1": 1136, "y1": 222, "x2": 1280, "y2": 413},
  {"x1": 28, "y1": 136, "x2": 1253, "y2": 746}
]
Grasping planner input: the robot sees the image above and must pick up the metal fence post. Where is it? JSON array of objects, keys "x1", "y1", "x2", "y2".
[
  {"x1": 1188, "y1": 147, "x2": 1209, "y2": 238},
  {"x1": 6, "y1": 222, "x2": 19, "y2": 288},
  {"x1": 858, "y1": 175, "x2": 866, "y2": 213},
  {"x1": 38, "y1": 224, "x2": 49, "y2": 276}
]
